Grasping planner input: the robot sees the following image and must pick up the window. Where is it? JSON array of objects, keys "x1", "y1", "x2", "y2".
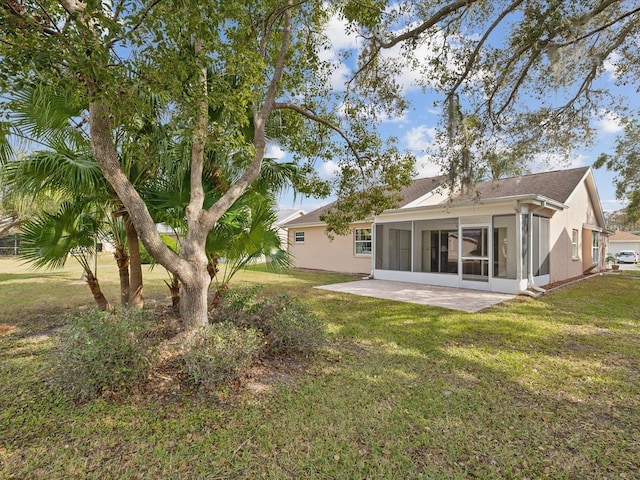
[
  {"x1": 592, "y1": 231, "x2": 600, "y2": 264},
  {"x1": 572, "y1": 229, "x2": 579, "y2": 258},
  {"x1": 423, "y1": 229, "x2": 458, "y2": 274},
  {"x1": 354, "y1": 228, "x2": 372, "y2": 255},
  {"x1": 294, "y1": 231, "x2": 305, "y2": 243}
]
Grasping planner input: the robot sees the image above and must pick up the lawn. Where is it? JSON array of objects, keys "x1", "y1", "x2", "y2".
[{"x1": 1, "y1": 255, "x2": 639, "y2": 479}]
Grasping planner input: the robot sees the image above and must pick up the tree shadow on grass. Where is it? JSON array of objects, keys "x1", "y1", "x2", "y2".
[{"x1": 0, "y1": 271, "x2": 67, "y2": 283}]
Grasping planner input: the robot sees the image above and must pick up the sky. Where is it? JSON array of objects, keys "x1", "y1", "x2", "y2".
[{"x1": 275, "y1": 10, "x2": 634, "y2": 216}]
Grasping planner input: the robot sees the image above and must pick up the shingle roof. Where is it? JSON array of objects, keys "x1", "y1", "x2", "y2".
[
  {"x1": 284, "y1": 167, "x2": 591, "y2": 227},
  {"x1": 285, "y1": 176, "x2": 447, "y2": 226},
  {"x1": 610, "y1": 230, "x2": 640, "y2": 241},
  {"x1": 466, "y1": 166, "x2": 590, "y2": 204}
]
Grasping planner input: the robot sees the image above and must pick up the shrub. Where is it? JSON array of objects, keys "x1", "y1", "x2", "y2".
[
  {"x1": 209, "y1": 287, "x2": 325, "y2": 355},
  {"x1": 209, "y1": 285, "x2": 261, "y2": 325},
  {"x1": 253, "y1": 295, "x2": 325, "y2": 355},
  {"x1": 182, "y1": 322, "x2": 263, "y2": 390},
  {"x1": 52, "y1": 308, "x2": 156, "y2": 402}
]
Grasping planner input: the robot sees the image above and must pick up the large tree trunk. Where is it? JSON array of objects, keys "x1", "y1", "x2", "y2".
[
  {"x1": 113, "y1": 243, "x2": 130, "y2": 305},
  {"x1": 125, "y1": 214, "x2": 144, "y2": 309},
  {"x1": 84, "y1": 269, "x2": 114, "y2": 312},
  {"x1": 179, "y1": 265, "x2": 211, "y2": 329}
]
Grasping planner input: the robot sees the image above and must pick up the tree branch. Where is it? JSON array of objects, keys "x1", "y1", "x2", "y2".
[
  {"x1": 109, "y1": 0, "x2": 164, "y2": 46},
  {"x1": 446, "y1": 0, "x2": 526, "y2": 100},
  {"x1": 272, "y1": 101, "x2": 368, "y2": 165},
  {"x1": 185, "y1": 37, "x2": 208, "y2": 221},
  {"x1": 376, "y1": 0, "x2": 481, "y2": 49},
  {"x1": 202, "y1": 0, "x2": 293, "y2": 230}
]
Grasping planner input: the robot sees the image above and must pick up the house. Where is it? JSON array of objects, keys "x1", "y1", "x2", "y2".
[
  {"x1": 275, "y1": 209, "x2": 305, "y2": 250},
  {"x1": 285, "y1": 166, "x2": 609, "y2": 295},
  {"x1": 607, "y1": 230, "x2": 640, "y2": 256}
]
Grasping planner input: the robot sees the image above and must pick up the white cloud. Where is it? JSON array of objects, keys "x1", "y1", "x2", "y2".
[
  {"x1": 529, "y1": 153, "x2": 586, "y2": 173},
  {"x1": 403, "y1": 125, "x2": 443, "y2": 177},
  {"x1": 414, "y1": 155, "x2": 444, "y2": 178},
  {"x1": 601, "y1": 198, "x2": 627, "y2": 213},
  {"x1": 404, "y1": 125, "x2": 437, "y2": 151},
  {"x1": 322, "y1": 14, "x2": 360, "y2": 52},
  {"x1": 603, "y1": 51, "x2": 621, "y2": 80},
  {"x1": 318, "y1": 159, "x2": 339, "y2": 180},
  {"x1": 595, "y1": 110, "x2": 623, "y2": 134},
  {"x1": 319, "y1": 13, "x2": 361, "y2": 90},
  {"x1": 266, "y1": 144, "x2": 287, "y2": 160}
]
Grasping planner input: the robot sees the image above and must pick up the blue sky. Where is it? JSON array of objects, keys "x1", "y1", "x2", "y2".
[{"x1": 275, "y1": 10, "x2": 633, "y2": 215}]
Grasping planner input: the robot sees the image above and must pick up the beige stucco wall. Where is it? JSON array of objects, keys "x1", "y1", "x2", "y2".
[
  {"x1": 288, "y1": 222, "x2": 373, "y2": 274},
  {"x1": 548, "y1": 178, "x2": 602, "y2": 283}
]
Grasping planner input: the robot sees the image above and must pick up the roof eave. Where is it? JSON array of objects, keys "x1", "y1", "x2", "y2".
[{"x1": 378, "y1": 194, "x2": 567, "y2": 218}]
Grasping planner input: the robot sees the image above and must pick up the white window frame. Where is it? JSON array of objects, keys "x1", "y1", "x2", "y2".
[
  {"x1": 354, "y1": 228, "x2": 372, "y2": 256},
  {"x1": 571, "y1": 229, "x2": 579, "y2": 259},
  {"x1": 294, "y1": 231, "x2": 305, "y2": 244},
  {"x1": 592, "y1": 231, "x2": 600, "y2": 264}
]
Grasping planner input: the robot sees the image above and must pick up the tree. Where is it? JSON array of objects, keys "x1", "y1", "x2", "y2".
[
  {"x1": 1, "y1": 1, "x2": 414, "y2": 328},
  {"x1": 2, "y1": 81, "x2": 145, "y2": 308},
  {"x1": 595, "y1": 119, "x2": 640, "y2": 222},
  {"x1": 20, "y1": 199, "x2": 114, "y2": 311},
  {"x1": 352, "y1": 1, "x2": 640, "y2": 189}
]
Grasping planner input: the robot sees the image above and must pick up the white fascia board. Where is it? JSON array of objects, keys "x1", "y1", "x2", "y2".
[{"x1": 376, "y1": 194, "x2": 566, "y2": 221}]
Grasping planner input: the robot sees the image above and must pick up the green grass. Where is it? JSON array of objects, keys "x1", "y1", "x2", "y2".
[{"x1": 1, "y1": 255, "x2": 639, "y2": 479}]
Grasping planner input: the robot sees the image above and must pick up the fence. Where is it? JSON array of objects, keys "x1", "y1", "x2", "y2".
[{"x1": 0, "y1": 246, "x2": 20, "y2": 256}]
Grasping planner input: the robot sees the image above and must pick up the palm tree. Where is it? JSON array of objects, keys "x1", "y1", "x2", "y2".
[
  {"x1": 2, "y1": 81, "x2": 158, "y2": 308},
  {"x1": 207, "y1": 191, "x2": 292, "y2": 308},
  {"x1": 20, "y1": 200, "x2": 114, "y2": 311}
]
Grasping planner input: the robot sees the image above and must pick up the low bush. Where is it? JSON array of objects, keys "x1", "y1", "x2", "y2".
[
  {"x1": 209, "y1": 285, "x2": 261, "y2": 325},
  {"x1": 253, "y1": 295, "x2": 325, "y2": 354},
  {"x1": 210, "y1": 287, "x2": 325, "y2": 355},
  {"x1": 52, "y1": 308, "x2": 156, "y2": 402},
  {"x1": 182, "y1": 322, "x2": 263, "y2": 390}
]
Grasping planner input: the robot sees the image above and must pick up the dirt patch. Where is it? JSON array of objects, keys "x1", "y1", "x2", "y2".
[
  {"x1": 0, "y1": 325, "x2": 14, "y2": 335},
  {"x1": 540, "y1": 273, "x2": 599, "y2": 291}
]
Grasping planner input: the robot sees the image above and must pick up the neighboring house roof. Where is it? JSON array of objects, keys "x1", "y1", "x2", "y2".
[
  {"x1": 609, "y1": 230, "x2": 640, "y2": 242},
  {"x1": 275, "y1": 208, "x2": 305, "y2": 227},
  {"x1": 285, "y1": 166, "x2": 600, "y2": 228}
]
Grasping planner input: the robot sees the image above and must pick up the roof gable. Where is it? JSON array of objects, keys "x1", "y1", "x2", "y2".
[
  {"x1": 610, "y1": 231, "x2": 640, "y2": 241},
  {"x1": 284, "y1": 176, "x2": 447, "y2": 227}
]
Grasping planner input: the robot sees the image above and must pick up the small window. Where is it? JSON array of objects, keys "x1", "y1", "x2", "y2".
[
  {"x1": 592, "y1": 231, "x2": 600, "y2": 264},
  {"x1": 294, "y1": 231, "x2": 305, "y2": 243},
  {"x1": 354, "y1": 228, "x2": 372, "y2": 255},
  {"x1": 571, "y1": 229, "x2": 579, "y2": 258}
]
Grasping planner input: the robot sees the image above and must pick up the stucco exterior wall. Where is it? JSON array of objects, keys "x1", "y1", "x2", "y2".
[
  {"x1": 288, "y1": 222, "x2": 373, "y2": 274},
  {"x1": 548, "y1": 178, "x2": 600, "y2": 283}
]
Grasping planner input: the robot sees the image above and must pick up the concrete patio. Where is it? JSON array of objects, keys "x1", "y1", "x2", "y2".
[{"x1": 315, "y1": 279, "x2": 516, "y2": 313}]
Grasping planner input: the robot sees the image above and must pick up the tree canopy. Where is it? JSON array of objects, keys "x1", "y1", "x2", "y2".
[
  {"x1": 2, "y1": 1, "x2": 639, "y2": 325},
  {"x1": 1, "y1": 1, "x2": 416, "y2": 326},
  {"x1": 352, "y1": 0, "x2": 639, "y2": 190}
]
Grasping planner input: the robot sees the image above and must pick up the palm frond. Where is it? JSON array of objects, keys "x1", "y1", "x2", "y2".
[
  {"x1": 0, "y1": 121, "x2": 15, "y2": 166},
  {"x1": 12, "y1": 83, "x2": 88, "y2": 150},
  {"x1": 19, "y1": 200, "x2": 101, "y2": 270},
  {"x1": 4, "y1": 149, "x2": 105, "y2": 196}
]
